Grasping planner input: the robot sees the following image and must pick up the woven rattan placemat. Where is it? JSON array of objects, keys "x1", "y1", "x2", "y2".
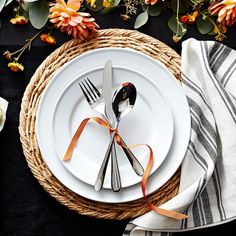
[{"x1": 19, "y1": 29, "x2": 181, "y2": 220}]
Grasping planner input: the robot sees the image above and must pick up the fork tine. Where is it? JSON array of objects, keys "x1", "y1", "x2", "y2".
[
  {"x1": 86, "y1": 78, "x2": 101, "y2": 98},
  {"x1": 79, "y1": 81, "x2": 93, "y2": 104},
  {"x1": 84, "y1": 78, "x2": 99, "y2": 101},
  {"x1": 82, "y1": 80, "x2": 97, "y2": 102}
]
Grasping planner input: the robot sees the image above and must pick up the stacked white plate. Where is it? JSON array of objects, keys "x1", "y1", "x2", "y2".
[{"x1": 36, "y1": 48, "x2": 191, "y2": 203}]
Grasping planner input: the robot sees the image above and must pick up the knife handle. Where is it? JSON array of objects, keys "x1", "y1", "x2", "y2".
[
  {"x1": 111, "y1": 143, "x2": 121, "y2": 192},
  {"x1": 94, "y1": 131, "x2": 121, "y2": 192},
  {"x1": 120, "y1": 137, "x2": 144, "y2": 176}
]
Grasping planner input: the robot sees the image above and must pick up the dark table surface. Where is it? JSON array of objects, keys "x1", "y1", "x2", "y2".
[{"x1": 0, "y1": 2, "x2": 235, "y2": 236}]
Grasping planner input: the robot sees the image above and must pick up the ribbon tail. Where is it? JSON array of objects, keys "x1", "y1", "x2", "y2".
[
  {"x1": 150, "y1": 205, "x2": 188, "y2": 220},
  {"x1": 63, "y1": 118, "x2": 90, "y2": 161}
]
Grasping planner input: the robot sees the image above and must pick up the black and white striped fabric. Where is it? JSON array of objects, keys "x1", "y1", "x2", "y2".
[{"x1": 123, "y1": 39, "x2": 236, "y2": 236}]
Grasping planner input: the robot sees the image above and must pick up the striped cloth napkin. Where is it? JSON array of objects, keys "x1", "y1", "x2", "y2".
[
  {"x1": 124, "y1": 38, "x2": 236, "y2": 235},
  {"x1": 0, "y1": 97, "x2": 8, "y2": 132}
]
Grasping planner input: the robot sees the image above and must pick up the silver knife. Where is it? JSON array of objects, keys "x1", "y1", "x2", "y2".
[
  {"x1": 94, "y1": 60, "x2": 144, "y2": 192},
  {"x1": 103, "y1": 61, "x2": 144, "y2": 176},
  {"x1": 102, "y1": 60, "x2": 121, "y2": 192},
  {"x1": 103, "y1": 60, "x2": 117, "y2": 126},
  {"x1": 94, "y1": 60, "x2": 121, "y2": 192}
]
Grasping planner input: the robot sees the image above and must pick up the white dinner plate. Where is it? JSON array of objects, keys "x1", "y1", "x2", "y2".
[
  {"x1": 51, "y1": 65, "x2": 174, "y2": 189},
  {"x1": 36, "y1": 48, "x2": 191, "y2": 203}
]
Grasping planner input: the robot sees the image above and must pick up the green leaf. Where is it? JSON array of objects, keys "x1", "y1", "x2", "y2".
[
  {"x1": 196, "y1": 15, "x2": 214, "y2": 34},
  {"x1": 142, "y1": 4, "x2": 161, "y2": 17},
  {"x1": 29, "y1": 0, "x2": 49, "y2": 29},
  {"x1": 86, "y1": 0, "x2": 103, "y2": 12},
  {"x1": 22, "y1": 2, "x2": 33, "y2": 12},
  {"x1": 101, "y1": 6, "x2": 118, "y2": 14},
  {"x1": 147, "y1": 4, "x2": 161, "y2": 16},
  {"x1": 134, "y1": 11, "x2": 149, "y2": 29},
  {"x1": 171, "y1": 0, "x2": 188, "y2": 14},
  {"x1": 0, "y1": 0, "x2": 7, "y2": 13},
  {"x1": 142, "y1": 4, "x2": 147, "y2": 11},
  {"x1": 19, "y1": 6, "x2": 30, "y2": 21},
  {"x1": 168, "y1": 15, "x2": 187, "y2": 36},
  {"x1": 142, "y1": 4, "x2": 161, "y2": 16},
  {"x1": 208, "y1": 30, "x2": 217, "y2": 35}
]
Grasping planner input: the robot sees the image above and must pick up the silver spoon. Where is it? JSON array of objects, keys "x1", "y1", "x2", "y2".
[{"x1": 94, "y1": 82, "x2": 137, "y2": 192}]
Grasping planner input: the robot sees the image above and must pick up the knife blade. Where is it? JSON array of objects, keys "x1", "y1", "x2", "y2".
[
  {"x1": 102, "y1": 60, "x2": 121, "y2": 192},
  {"x1": 102, "y1": 60, "x2": 117, "y2": 127}
]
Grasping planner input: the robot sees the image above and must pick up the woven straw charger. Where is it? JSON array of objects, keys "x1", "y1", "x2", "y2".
[{"x1": 19, "y1": 29, "x2": 181, "y2": 220}]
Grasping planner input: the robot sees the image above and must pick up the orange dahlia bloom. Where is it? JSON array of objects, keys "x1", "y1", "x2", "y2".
[
  {"x1": 208, "y1": 0, "x2": 236, "y2": 26},
  {"x1": 49, "y1": 0, "x2": 99, "y2": 40}
]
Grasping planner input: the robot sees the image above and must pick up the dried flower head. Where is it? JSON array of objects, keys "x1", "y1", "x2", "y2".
[
  {"x1": 208, "y1": 0, "x2": 236, "y2": 26},
  {"x1": 3, "y1": 51, "x2": 12, "y2": 61},
  {"x1": 120, "y1": 14, "x2": 131, "y2": 21},
  {"x1": 8, "y1": 61, "x2": 24, "y2": 72},
  {"x1": 49, "y1": 0, "x2": 99, "y2": 40},
  {"x1": 172, "y1": 35, "x2": 182, "y2": 43},
  {"x1": 10, "y1": 15, "x2": 28, "y2": 25},
  {"x1": 215, "y1": 33, "x2": 226, "y2": 42},
  {"x1": 40, "y1": 34, "x2": 57, "y2": 45}
]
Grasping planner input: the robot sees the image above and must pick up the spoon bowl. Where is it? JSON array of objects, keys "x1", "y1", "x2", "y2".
[{"x1": 112, "y1": 82, "x2": 137, "y2": 121}]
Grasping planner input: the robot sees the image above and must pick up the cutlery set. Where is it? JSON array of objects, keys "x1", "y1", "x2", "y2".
[
  {"x1": 79, "y1": 60, "x2": 144, "y2": 192},
  {"x1": 36, "y1": 48, "x2": 189, "y2": 203}
]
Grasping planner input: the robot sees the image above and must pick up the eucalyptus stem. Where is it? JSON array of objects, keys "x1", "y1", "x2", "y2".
[{"x1": 176, "y1": 0, "x2": 180, "y2": 35}]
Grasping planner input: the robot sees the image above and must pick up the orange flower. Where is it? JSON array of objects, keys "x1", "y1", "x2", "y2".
[
  {"x1": 40, "y1": 34, "x2": 57, "y2": 45},
  {"x1": 10, "y1": 15, "x2": 28, "y2": 25},
  {"x1": 145, "y1": 0, "x2": 159, "y2": 5},
  {"x1": 208, "y1": 0, "x2": 236, "y2": 26},
  {"x1": 180, "y1": 15, "x2": 189, "y2": 24},
  {"x1": 180, "y1": 11, "x2": 199, "y2": 24},
  {"x1": 8, "y1": 61, "x2": 24, "y2": 72},
  {"x1": 49, "y1": 0, "x2": 99, "y2": 40}
]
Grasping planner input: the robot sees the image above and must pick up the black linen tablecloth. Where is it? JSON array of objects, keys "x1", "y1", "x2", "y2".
[{"x1": 0, "y1": 3, "x2": 236, "y2": 236}]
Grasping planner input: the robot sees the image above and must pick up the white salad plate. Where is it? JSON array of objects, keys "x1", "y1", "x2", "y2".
[{"x1": 50, "y1": 65, "x2": 174, "y2": 189}]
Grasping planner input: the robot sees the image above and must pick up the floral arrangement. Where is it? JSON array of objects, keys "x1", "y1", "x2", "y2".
[{"x1": 1, "y1": 0, "x2": 236, "y2": 72}]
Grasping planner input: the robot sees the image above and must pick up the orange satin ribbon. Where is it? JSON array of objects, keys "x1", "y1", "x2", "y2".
[{"x1": 63, "y1": 117, "x2": 188, "y2": 220}]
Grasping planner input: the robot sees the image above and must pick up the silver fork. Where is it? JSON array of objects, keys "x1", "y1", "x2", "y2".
[{"x1": 79, "y1": 78, "x2": 121, "y2": 192}]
